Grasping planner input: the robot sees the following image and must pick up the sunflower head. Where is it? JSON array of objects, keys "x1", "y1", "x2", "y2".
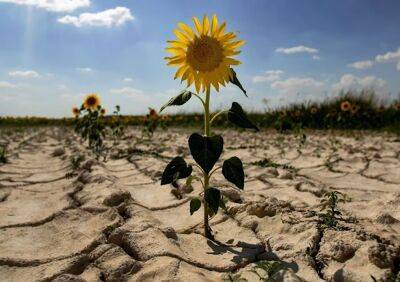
[
  {"x1": 100, "y1": 108, "x2": 106, "y2": 116},
  {"x1": 310, "y1": 106, "x2": 318, "y2": 114},
  {"x1": 165, "y1": 14, "x2": 244, "y2": 93},
  {"x1": 149, "y1": 108, "x2": 158, "y2": 119},
  {"x1": 351, "y1": 104, "x2": 359, "y2": 114},
  {"x1": 340, "y1": 101, "x2": 351, "y2": 112},
  {"x1": 83, "y1": 94, "x2": 101, "y2": 110},
  {"x1": 72, "y1": 107, "x2": 80, "y2": 117},
  {"x1": 395, "y1": 103, "x2": 400, "y2": 111}
]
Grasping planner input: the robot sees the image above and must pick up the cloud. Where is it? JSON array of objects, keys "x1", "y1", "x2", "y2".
[
  {"x1": 252, "y1": 70, "x2": 283, "y2": 83},
  {"x1": 271, "y1": 77, "x2": 325, "y2": 95},
  {"x1": 110, "y1": 87, "x2": 144, "y2": 98},
  {"x1": 8, "y1": 70, "x2": 40, "y2": 78},
  {"x1": 332, "y1": 74, "x2": 388, "y2": 95},
  {"x1": 312, "y1": 55, "x2": 321, "y2": 60},
  {"x1": 0, "y1": 81, "x2": 17, "y2": 88},
  {"x1": 0, "y1": 0, "x2": 90, "y2": 12},
  {"x1": 397, "y1": 61, "x2": 400, "y2": 71},
  {"x1": 375, "y1": 48, "x2": 400, "y2": 63},
  {"x1": 275, "y1": 45, "x2": 318, "y2": 55},
  {"x1": 58, "y1": 7, "x2": 133, "y2": 27},
  {"x1": 348, "y1": 60, "x2": 374, "y2": 70},
  {"x1": 76, "y1": 67, "x2": 92, "y2": 73},
  {"x1": 123, "y1": 77, "x2": 133, "y2": 82}
]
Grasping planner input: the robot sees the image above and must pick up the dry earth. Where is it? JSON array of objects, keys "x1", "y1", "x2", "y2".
[{"x1": 0, "y1": 127, "x2": 399, "y2": 282}]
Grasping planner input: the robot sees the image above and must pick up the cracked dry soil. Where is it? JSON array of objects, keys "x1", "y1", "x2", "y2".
[{"x1": 0, "y1": 127, "x2": 399, "y2": 281}]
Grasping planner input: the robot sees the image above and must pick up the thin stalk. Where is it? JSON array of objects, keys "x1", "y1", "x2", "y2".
[
  {"x1": 210, "y1": 110, "x2": 229, "y2": 125},
  {"x1": 203, "y1": 88, "x2": 212, "y2": 239}
]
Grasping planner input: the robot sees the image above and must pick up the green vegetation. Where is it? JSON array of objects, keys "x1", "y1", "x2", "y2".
[
  {"x1": 1, "y1": 91, "x2": 399, "y2": 133},
  {"x1": 318, "y1": 191, "x2": 346, "y2": 228},
  {"x1": 0, "y1": 145, "x2": 7, "y2": 164}
]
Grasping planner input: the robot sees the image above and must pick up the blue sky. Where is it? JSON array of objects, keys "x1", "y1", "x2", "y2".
[{"x1": 0, "y1": 0, "x2": 399, "y2": 117}]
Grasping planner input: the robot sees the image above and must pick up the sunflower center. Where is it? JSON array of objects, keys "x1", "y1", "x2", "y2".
[
  {"x1": 186, "y1": 35, "x2": 224, "y2": 72},
  {"x1": 87, "y1": 97, "x2": 97, "y2": 106}
]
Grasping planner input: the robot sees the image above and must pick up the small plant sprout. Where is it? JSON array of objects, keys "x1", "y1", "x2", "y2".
[
  {"x1": 161, "y1": 14, "x2": 258, "y2": 239},
  {"x1": 73, "y1": 94, "x2": 107, "y2": 160},
  {"x1": 0, "y1": 144, "x2": 7, "y2": 164},
  {"x1": 110, "y1": 105, "x2": 125, "y2": 144},
  {"x1": 65, "y1": 154, "x2": 85, "y2": 179},
  {"x1": 222, "y1": 261, "x2": 286, "y2": 282},
  {"x1": 319, "y1": 191, "x2": 346, "y2": 228}
]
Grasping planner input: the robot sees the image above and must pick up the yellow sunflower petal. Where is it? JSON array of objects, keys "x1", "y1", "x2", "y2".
[
  {"x1": 202, "y1": 15, "x2": 210, "y2": 35},
  {"x1": 210, "y1": 14, "x2": 218, "y2": 35},
  {"x1": 192, "y1": 17, "x2": 203, "y2": 35},
  {"x1": 178, "y1": 22, "x2": 195, "y2": 39}
]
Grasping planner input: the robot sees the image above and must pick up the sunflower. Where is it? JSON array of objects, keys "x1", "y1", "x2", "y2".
[
  {"x1": 165, "y1": 14, "x2": 244, "y2": 93},
  {"x1": 395, "y1": 103, "x2": 400, "y2": 111},
  {"x1": 100, "y1": 108, "x2": 106, "y2": 116},
  {"x1": 83, "y1": 94, "x2": 100, "y2": 110},
  {"x1": 72, "y1": 107, "x2": 80, "y2": 117},
  {"x1": 340, "y1": 101, "x2": 351, "y2": 112},
  {"x1": 310, "y1": 106, "x2": 318, "y2": 114},
  {"x1": 149, "y1": 108, "x2": 158, "y2": 120},
  {"x1": 351, "y1": 104, "x2": 360, "y2": 114}
]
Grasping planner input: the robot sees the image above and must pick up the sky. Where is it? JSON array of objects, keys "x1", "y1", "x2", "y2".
[{"x1": 0, "y1": 0, "x2": 399, "y2": 117}]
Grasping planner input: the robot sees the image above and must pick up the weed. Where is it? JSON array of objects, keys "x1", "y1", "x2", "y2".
[
  {"x1": 0, "y1": 145, "x2": 7, "y2": 163},
  {"x1": 318, "y1": 191, "x2": 346, "y2": 228}
]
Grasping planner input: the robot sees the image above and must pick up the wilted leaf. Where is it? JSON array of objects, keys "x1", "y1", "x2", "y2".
[
  {"x1": 222, "y1": 156, "x2": 244, "y2": 189},
  {"x1": 190, "y1": 198, "x2": 201, "y2": 215},
  {"x1": 228, "y1": 102, "x2": 259, "y2": 131},
  {"x1": 229, "y1": 68, "x2": 247, "y2": 97},
  {"x1": 188, "y1": 133, "x2": 223, "y2": 173},
  {"x1": 160, "y1": 90, "x2": 192, "y2": 113},
  {"x1": 161, "y1": 156, "x2": 192, "y2": 185}
]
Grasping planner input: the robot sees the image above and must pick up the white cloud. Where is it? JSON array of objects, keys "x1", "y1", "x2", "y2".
[
  {"x1": 312, "y1": 55, "x2": 321, "y2": 60},
  {"x1": 271, "y1": 77, "x2": 324, "y2": 95},
  {"x1": 8, "y1": 70, "x2": 40, "y2": 78},
  {"x1": 58, "y1": 7, "x2": 133, "y2": 27},
  {"x1": 252, "y1": 70, "x2": 283, "y2": 83},
  {"x1": 348, "y1": 60, "x2": 374, "y2": 70},
  {"x1": 123, "y1": 77, "x2": 133, "y2": 82},
  {"x1": 0, "y1": 0, "x2": 90, "y2": 12},
  {"x1": 76, "y1": 67, "x2": 92, "y2": 73},
  {"x1": 0, "y1": 81, "x2": 17, "y2": 88},
  {"x1": 275, "y1": 45, "x2": 318, "y2": 55},
  {"x1": 375, "y1": 48, "x2": 400, "y2": 63},
  {"x1": 332, "y1": 74, "x2": 388, "y2": 95},
  {"x1": 110, "y1": 87, "x2": 144, "y2": 98}
]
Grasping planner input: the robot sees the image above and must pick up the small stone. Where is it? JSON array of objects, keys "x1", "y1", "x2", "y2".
[
  {"x1": 376, "y1": 213, "x2": 399, "y2": 225},
  {"x1": 368, "y1": 243, "x2": 398, "y2": 269},
  {"x1": 52, "y1": 148, "x2": 65, "y2": 157}
]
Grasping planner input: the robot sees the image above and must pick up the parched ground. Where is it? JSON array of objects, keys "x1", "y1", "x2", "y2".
[{"x1": 0, "y1": 127, "x2": 399, "y2": 282}]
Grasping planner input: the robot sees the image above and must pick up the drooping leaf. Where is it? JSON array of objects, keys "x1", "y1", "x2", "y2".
[
  {"x1": 189, "y1": 198, "x2": 201, "y2": 215},
  {"x1": 161, "y1": 156, "x2": 192, "y2": 185},
  {"x1": 229, "y1": 68, "x2": 247, "y2": 97},
  {"x1": 222, "y1": 156, "x2": 244, "y2": 189},
  {"x1": 188, "y1": 133, "x2": 223, "y2": 173},
  {"x1": 204, "y1": 187, "x2": 221, "y2": 215},
  {"x1": 160, "y1": 90, "x2": 193, "y2": 113},
  {"x1": 228, "y1": 102, "x2": 259, "y2": 131}
]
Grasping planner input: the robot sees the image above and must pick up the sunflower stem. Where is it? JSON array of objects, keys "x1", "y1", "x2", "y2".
[
  {"x1": 203, "y1": 88, "x2": 213, "y2": 240},
  {"x1": 210, "y1": 110, "x2": 229, "y2": 125}
]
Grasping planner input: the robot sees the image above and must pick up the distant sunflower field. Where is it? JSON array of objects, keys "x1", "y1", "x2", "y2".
[{"x1": 1, "y1": 90, "x2": 399, "y2": 133}]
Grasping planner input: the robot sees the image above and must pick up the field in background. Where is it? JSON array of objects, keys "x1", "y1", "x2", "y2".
[{"x1": 1, "y1": 91, "x2": 399, "y2": 133}]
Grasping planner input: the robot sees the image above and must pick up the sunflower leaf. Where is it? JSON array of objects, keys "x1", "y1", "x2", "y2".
[
  {"x1": 229, "y1": 68, "x2": 247, "y2": 97},
  {"x1": 189, "y1": 198, "x2": 201, "y2": 215},
  {"x1": 160, "y1": 90, "x2": 193, "y2": 113},
  {"x1": 204, "y1": 187, "x2": 221, "y2": 215},
  {"x1": 188, "y1": 133, "x2": 223, "y2": 174},
  {"x1": 161, "y1": 157, "x2": 192, "y2": 185},
  {"x1": 228, "y1": 102, "x2": 259, "y2": 131},
  {"x1": 222, "y1": 156, "x2": 244, "y2": 189}
]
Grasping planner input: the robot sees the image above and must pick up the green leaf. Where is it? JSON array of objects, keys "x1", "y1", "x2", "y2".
[
  {"x1": 228, "y1": 102, "x2": 259, "y2": 131},
  {"x1": 161, "y1": 157, "x2": 192, "y2": 185},
  {"x1": 189, "y1": 198, "x2": 201, "y2": 215},
  {"x1": 229, "y1": 68, "x2": 247, "y2": 97},
  {"x1": 188, "y1": 133, "x2": 223, "y2": 173},
  {"x1": 204, "y1": 187, "x2": 221, "y2": 215},
  {"x1": 160, "y1": 90, "x2": 193, "y2": 113},
  {"x1": 222, "y1": 156, "x2": 244, "y2": 189}
]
